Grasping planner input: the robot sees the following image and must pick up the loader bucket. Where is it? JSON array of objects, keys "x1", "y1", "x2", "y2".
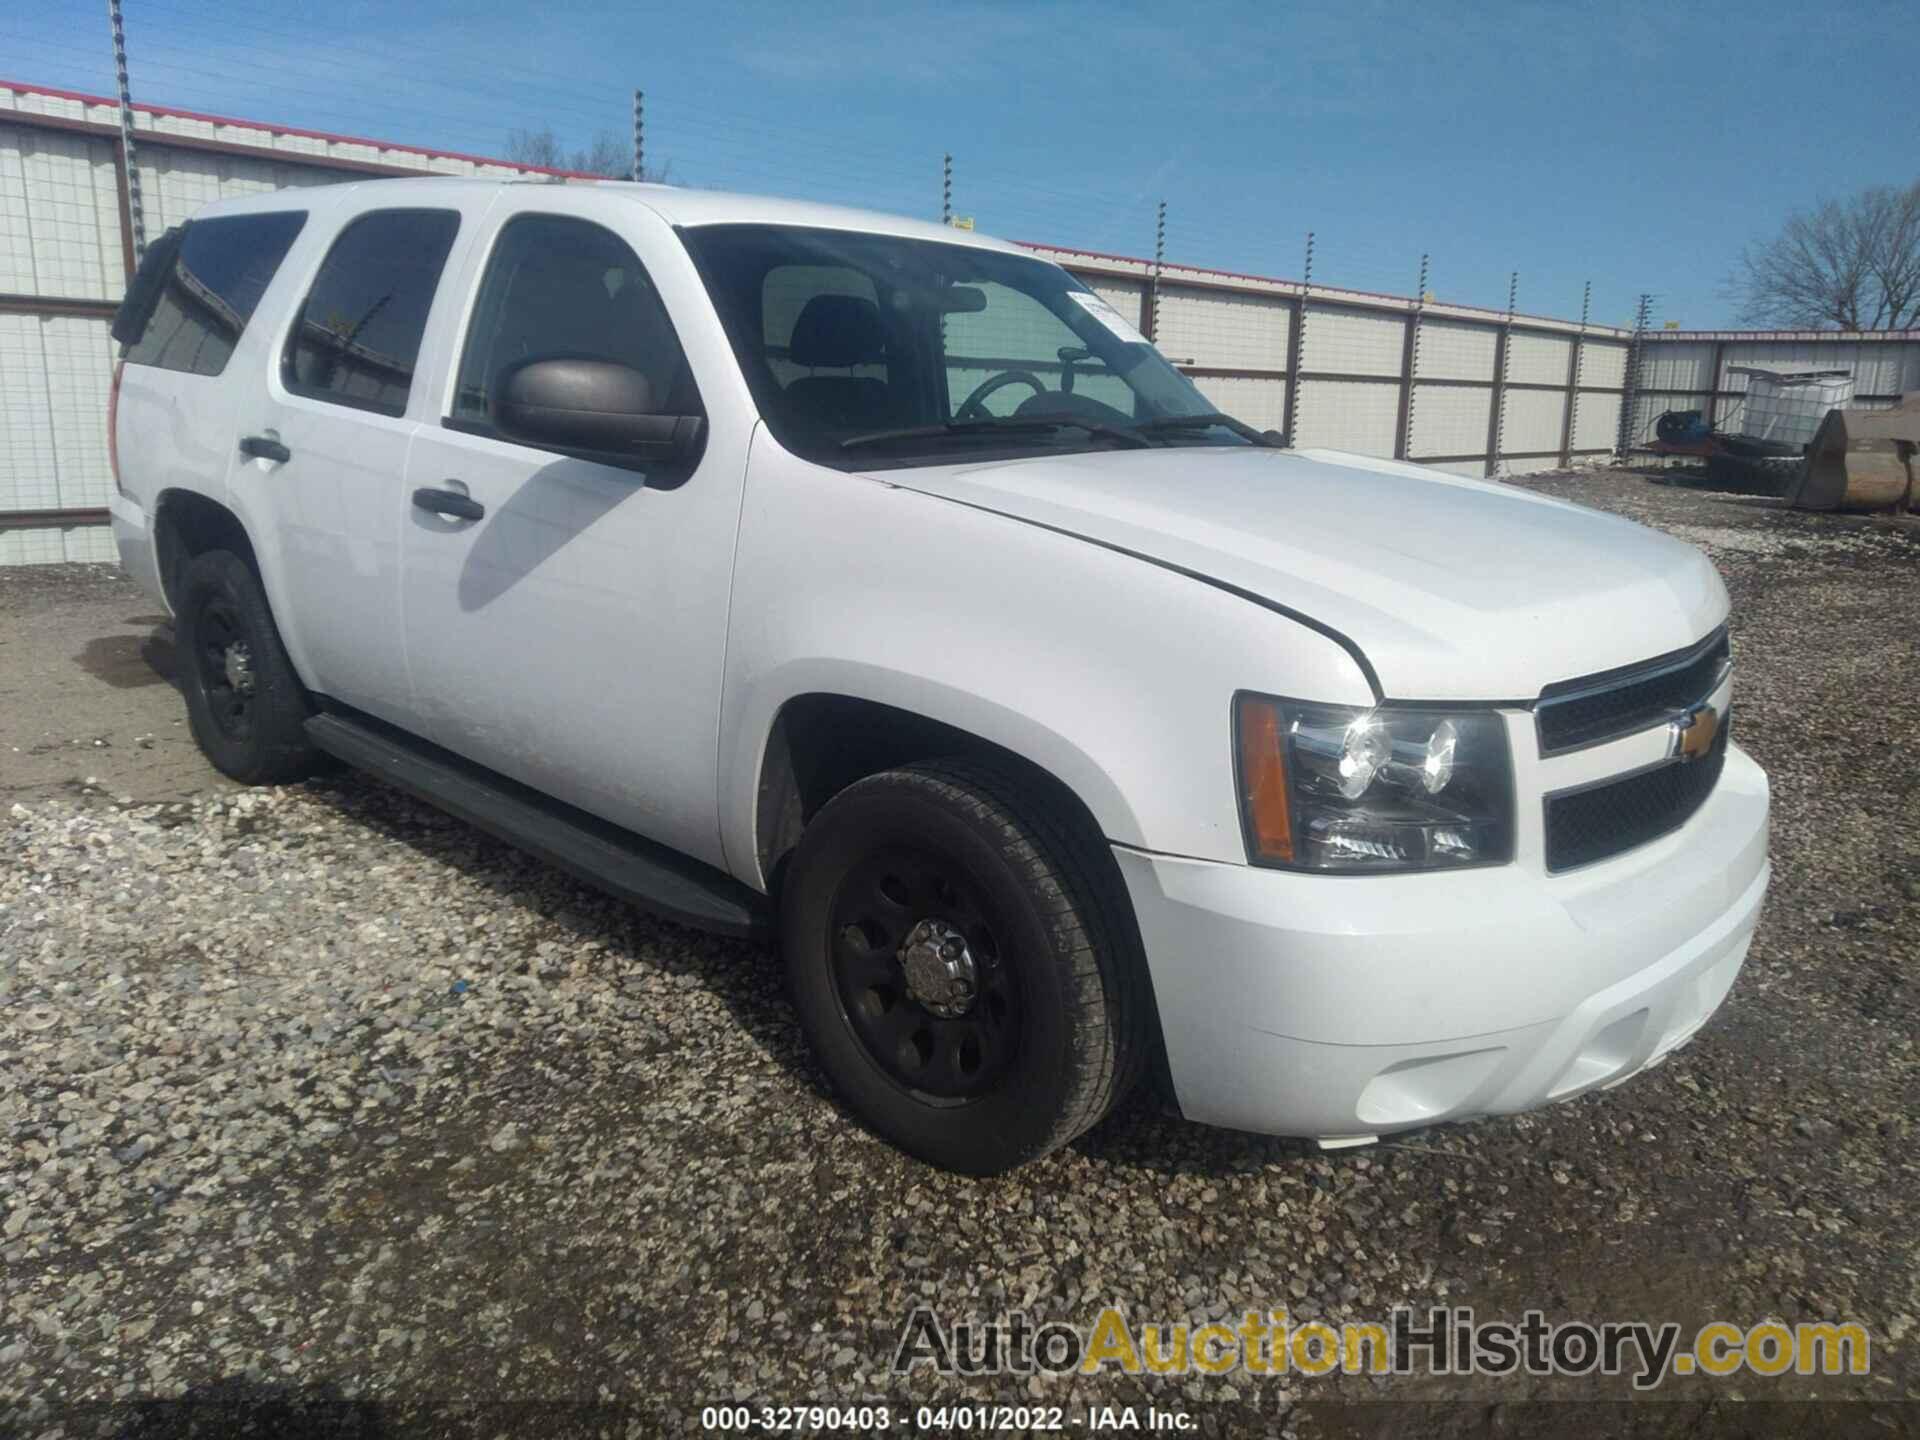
[{"x1": 1789, "y1": 401, "x2": 1918, "y2": 513}]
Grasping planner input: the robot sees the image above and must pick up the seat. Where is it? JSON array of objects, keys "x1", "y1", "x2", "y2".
[{"x1": 782, "y1": 294, "x2": 895, "y2": 431}]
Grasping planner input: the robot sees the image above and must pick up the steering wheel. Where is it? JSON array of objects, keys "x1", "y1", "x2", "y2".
[{"x1": 956, "y1": 369, "x2": 1047, "y2": 420}]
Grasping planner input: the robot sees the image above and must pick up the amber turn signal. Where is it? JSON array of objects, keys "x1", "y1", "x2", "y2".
[{"x1": 1236, "y1": 695, "x2": 1294, "y2": 863}]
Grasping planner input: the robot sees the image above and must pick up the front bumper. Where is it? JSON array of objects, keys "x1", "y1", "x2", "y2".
[{"x1": 1115, "y1": 740, "x2": 1769, "y2": 1141}]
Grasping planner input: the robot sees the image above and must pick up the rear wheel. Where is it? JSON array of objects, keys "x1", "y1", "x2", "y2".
[
  {"x1": 177, "y1": 549, "x2": 322, "y2": 784},
  {"x1": 781, "y1": 758, "x2": 1149, "y2": 1173}
]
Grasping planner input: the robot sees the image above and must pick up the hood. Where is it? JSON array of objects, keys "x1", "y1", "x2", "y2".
[{"x1": 881, "y1": 446, "x2": 1727, "y2": 700}]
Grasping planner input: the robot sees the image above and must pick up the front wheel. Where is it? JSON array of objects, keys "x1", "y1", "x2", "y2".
[{"x1": 781, "y1": 759, "x2": 1150, "y2": 1173}]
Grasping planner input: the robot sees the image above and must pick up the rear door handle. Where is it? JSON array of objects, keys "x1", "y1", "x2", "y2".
[
  {"x1": 411, "y1": 486, "x2": 485, "y2": 522},
  {"x1": 238, "y1": 434, "x2": 291, "y2": 463}
]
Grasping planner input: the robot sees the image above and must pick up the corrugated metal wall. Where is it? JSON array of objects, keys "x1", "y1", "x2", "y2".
[
  {"x1": 6, "y1": 80, "x2": 1917, "y2": 566},
  {"x1": 1628, "y1": 332, "x2": 1920, "y2": 450}
]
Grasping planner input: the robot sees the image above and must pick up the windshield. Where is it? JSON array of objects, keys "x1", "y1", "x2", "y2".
[{"x1": 679, "y1": 223, "x2": 1261, "y2": 469}]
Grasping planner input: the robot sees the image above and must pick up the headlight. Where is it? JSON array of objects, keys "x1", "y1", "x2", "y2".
[{"x1": 1234, "y1": 694, "x2": 1514, "y2": 872}]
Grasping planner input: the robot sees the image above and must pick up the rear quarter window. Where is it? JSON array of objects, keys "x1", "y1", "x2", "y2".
[{"x1": 119, "y1": 211, "x2": 307, "y2": 376}]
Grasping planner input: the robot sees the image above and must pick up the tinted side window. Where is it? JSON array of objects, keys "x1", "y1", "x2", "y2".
[
  {"x1": 451, "y1": 214, "x2": 699, "y2": 429},
  {"x1": 284, "y1": 209, "x2": 459, "y2": 417},
  {"x1": 122, "y1": 212, "x2": 306, "y2": 376}
]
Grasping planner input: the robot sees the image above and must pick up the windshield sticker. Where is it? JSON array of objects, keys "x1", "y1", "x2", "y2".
[{"x1": 1067, "y1": 290, "x2": 1150, "y2": 346}]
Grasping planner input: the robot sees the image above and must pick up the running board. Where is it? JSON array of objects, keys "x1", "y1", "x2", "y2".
[{"x1": 304, "y1": 711, "x2": 769, "y2": 939}]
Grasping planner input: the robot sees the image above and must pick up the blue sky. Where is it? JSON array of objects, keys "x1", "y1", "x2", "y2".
[{"x1": 12, "y1": 0, "x2": 1917, "y2": 328}]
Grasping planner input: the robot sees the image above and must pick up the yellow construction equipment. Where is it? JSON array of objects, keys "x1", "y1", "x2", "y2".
[{"x1": 1789, "y1": 394, "x2": 1919, "y2": 513}]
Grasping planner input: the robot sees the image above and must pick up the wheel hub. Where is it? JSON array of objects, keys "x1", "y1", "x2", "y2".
[
  {"x1": 897, "y1": 918, "x2": 978, "y2": 1019},
  {"x1": 222, "y1": 641, "x2": 255, "y2": 695}
]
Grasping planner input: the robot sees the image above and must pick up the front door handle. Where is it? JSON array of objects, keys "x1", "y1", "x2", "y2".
[
  {"x1": 238, "y1": 434, "x2": 291, "y2": 464},
  {"x1": 411, "y1": 486, "x2": 485, "y2": 522}
]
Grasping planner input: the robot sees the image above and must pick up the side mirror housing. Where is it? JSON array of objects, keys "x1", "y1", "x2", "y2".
[{"x1": 493, "y1": 357, "x2": 704, "y2": 471}]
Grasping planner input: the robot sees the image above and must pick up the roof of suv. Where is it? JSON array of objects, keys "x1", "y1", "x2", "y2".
[{"x1": 190, "y1": 176, "x2": 1029, "y2": 257}]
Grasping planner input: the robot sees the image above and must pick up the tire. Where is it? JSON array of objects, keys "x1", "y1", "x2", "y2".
[
  {"x1": 781, "y1": 758, "x2": 1151, "y2": 1174},
  {"x1": 176, "y1": 549, "x2": 322, "y2": 784}
]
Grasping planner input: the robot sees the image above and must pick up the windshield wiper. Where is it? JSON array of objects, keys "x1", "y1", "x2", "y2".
[
  {"x1": 841, "y1": 415, "x2": 1150, "y2": 451},
  {"x1": 1132, "y1": 412, "x2": 1284, "y2": 447}
]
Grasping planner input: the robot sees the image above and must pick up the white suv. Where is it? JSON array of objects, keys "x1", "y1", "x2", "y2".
[{"x1": 107, "y1": 178, "x2": 1770, "y2": 1173}]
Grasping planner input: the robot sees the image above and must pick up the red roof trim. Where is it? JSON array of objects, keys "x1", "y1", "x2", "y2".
[{"x1": 1, "y1": 78, "x2": 602, "y2": 180}]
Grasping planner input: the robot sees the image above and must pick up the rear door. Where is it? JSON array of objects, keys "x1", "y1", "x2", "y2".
[
  {"x1": 111, "y1": 211, "x2": 308, "y2": 581},
  {"x1": 398, "y1": 192, "x2": 751, "y2": 869},
  {"x1": 239, "y1": 203, "x2": 469, "y2": 731}
]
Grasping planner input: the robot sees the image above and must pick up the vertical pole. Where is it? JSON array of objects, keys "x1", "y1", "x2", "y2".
[
  {"x1": 941, "y1": 153, "x2": 952, "y2": 226},
  {"x1": 1559, "y1": 280, "x2": 1590, "y2": 468},
  {"x1": 1617, "y1": 292, "x2": 1652, "y2": 457},
  {"x1": 1705, "y1": 338, "x2": 1729, "y2": 432},
  {"x1": 1395, "y1": 252, "x2": 1429, "y2": 461},
  {"x1": 641, "y1": 89, "x2": 656, "y2": 183},
  {"x1": 1144, "y1": 199, "x2": 1166, "y2": 342},
  {"x1": 1281, "y1": 231, "x2": 1313, "y2": 446},
  {"x1": 107, "y1": 0, "x2": 145, "y2": 261},
  {"x1": 1487, "y1": 270, "x2": 1516, "y2": 477}
]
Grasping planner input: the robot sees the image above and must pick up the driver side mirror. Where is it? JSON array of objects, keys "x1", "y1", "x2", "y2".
[{"x1": 493, "y1": 358, "x2": 705, "y2": 471}]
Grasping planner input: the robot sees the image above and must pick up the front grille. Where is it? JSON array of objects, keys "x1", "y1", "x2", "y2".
[
  {"x1": 1544, "y1": 720, "x2": 1728, "y2": 872},
  {"x1": 1535, "y1": 628, "x2": 1730, "y2": 754}
]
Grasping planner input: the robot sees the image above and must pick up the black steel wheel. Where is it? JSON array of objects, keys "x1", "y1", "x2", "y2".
[
  {"x1": 191, "y1": 593, "x2": 256, "y2": 743},
  {"x1": 828, "y1": 846, "x2": 1019, "y2": 1102},
  {"x1": 781, "y1": 758, "x2": 1153, "y2": 1174},
  {"x1": 176, "y1": 549, "x2": 322, "y2": 784}
]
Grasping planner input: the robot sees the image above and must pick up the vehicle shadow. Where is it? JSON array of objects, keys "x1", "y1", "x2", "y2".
[
  {"x1": 291, "y1": 769, "x2": 812, "y2": 1085},
  {"x1": 101, "y1": 1375, "x2": 388, "y2": 1438},
  {"x1": 292, "y1": 767, "x2": 1335, "y2": 1181},
  {"x1": 75, "y1": 616, "x2": 178, "y2": 691}
]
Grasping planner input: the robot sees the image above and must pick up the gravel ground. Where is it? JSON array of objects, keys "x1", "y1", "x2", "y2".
[{"x1": 1, "y1": 471, "x2": 1916, "y2": 1437}]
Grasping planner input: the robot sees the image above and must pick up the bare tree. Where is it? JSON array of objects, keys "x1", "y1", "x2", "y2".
[
  {"x1": 1727, "y1": 183, "x2": 1920, "y2": 331},
  {"x1": 503, "y1": 126, "x2": 673, "y2": 182}
]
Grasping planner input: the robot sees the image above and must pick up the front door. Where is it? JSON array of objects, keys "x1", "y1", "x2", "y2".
[{"x1": 399, "y1": 197, "x2": 748, "y2": 870}]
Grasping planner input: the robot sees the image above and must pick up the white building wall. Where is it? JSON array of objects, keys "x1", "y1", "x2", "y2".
[
  {"x1": 3, "y1": 129, "x2": 124, "y2": 300},
  {"x1": 1409, "y1": 386, "x2": 1490, "y2": 458},
  {"x1": 1416, "y1": 320, "x2": 1495, "y2": 381},
  {"x1": 1502, "y1": 388, "x2": 1566, "y2": 455},
  {"x1": 1302, "y1": 303, "x2": 1404, "y2": 376},
  {"x1": 1294, "y1": 377, "x2": 1401, "y2": 453},
  {"x1": 1155, "y1": 284, "x2": 1290, "y2": 370},
  {"x1": 1506, "y1": 331, "x2": 1571, "y2": 386}
]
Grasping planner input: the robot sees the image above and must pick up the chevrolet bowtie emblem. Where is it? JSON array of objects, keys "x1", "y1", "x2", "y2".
[{"x1": 1670, "y1": 704, "x2": 1720, "y2": 763}]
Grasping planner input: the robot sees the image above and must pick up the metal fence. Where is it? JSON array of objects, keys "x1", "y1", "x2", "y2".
[{"x1": 5, "y1": 77, "x2": 1917, "y2": 567}]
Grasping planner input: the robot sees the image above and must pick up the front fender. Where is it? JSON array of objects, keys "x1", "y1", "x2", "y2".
[{"x1": 716, "y1": 450, "x2": 1374, "y2": 888}]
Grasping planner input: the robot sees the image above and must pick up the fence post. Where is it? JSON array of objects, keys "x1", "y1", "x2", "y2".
[
  {"x1": 641, "y1": 90, "x2": 656, "y2": 183},
  {"x1": 1559, "y1": 280, "x2": 1590, "y2": 468},
  {"x1": 1616, "y1": 293, "x2": 1653, "y2": 457},
  {"x1": 1281, "y1": 231, "x2": 1313, "y2": 447},
  {"x1": 1142, "y1": 199, "x2": 1166, "y2": 341},
  {"x1": 1706, "y1": 338, "x2": 1728, "y2": 431},
  {"x1": 941, "y1": 153, "x2": 952, "y2": 226},
  {"x1": 1395, "y1": 252, "x2": 1428, "y2": 460},
  {"x1": 107, "y1": 0, "x2": 145, "y2": 262},
  {"x1": 1486, "y1": 271, "x2": 1516, "y2": 477}
]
